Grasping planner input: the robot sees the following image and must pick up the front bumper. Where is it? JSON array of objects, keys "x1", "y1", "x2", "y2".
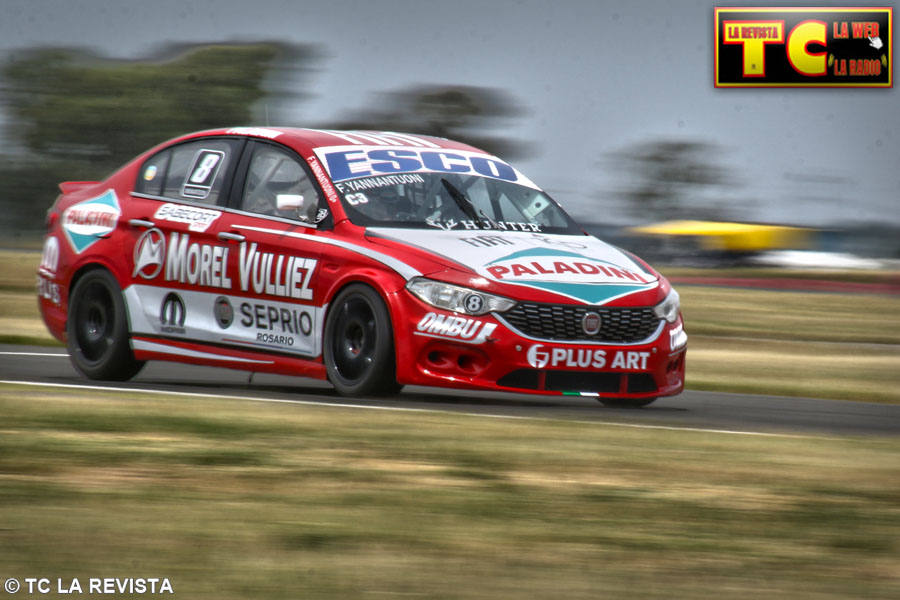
[{"x1": 392, "y1": 293, "x2": 686, "y2": 398}]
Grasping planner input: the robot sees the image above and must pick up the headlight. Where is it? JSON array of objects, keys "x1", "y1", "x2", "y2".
[
  {"x1": 653, "y1": 288, "x2": 680, "y2": 323},
  {"x1": 406, "y1": 277, "x2": 516, "y2": 316}
]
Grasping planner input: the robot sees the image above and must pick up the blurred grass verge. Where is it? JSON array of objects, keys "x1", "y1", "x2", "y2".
[
  {"x1": 1, "y1": 384, "x2": 898, "y2": 599},
  {"x1": 3, "y1": 250, "x2": 899, "y2": 402}
]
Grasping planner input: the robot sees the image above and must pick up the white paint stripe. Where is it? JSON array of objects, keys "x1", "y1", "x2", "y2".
[
  {"x1": 232, "y1": 224, "x2": 422, "y2": 280},
  {"x1": 316, "y1": 130, "x2": 365, "y2": 145},
  {"x1": 0, "y1": 351, "x2": 68, "y2": 357},
  {"x1": 349, "y1": 132, "x2": 398, "y2": 146},
  {"x1": 131, "y1": 340, "x2": 273, "y2": 364},
  {"x1": 0, "y1": 379, "x2": 836, "y2": 440},
  {"x1": 382, "y1": 132, "x2": 441, "y2": 148}
]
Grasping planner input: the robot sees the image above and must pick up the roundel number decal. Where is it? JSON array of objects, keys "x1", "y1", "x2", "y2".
[{"x1": 464, "y1": 294, "x2": 484, "y2": 314}]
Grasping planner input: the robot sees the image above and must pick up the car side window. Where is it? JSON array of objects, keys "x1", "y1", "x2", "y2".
[
  {"x1": 135, "y1": 139, "x2": 239, "y2": 205},
  {"x1": 241, "y1": 144, "x2": 322, "y2": 223}
]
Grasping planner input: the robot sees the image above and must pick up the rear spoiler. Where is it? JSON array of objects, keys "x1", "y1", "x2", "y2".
[{"x1": 58, "y1": 181, "x2": 100, "y2": 194}]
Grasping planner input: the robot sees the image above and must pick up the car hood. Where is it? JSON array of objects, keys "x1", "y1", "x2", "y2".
[{"x1": 366, "y1": 228, "x2": 660, "y2": 305}]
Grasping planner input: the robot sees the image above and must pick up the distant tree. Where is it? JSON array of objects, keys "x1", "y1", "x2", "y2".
[
  {"x1": 609, "y1": 139, "x2": 734, "y2": 222},
  {"x1": 3, "y1": 42, "x2": 316, "y2": 165},
  {"x1": 0, "y1": 42, "x2": 318, "y2": 237},
  {"x1": 325, "y1": 84, "x2": 528, "y2": 159}
]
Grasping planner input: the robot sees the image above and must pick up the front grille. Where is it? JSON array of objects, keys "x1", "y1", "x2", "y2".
[
  {"x1": 500, "y1": 302, "x2": 660, "y2": 343},
  {"x1": 496, "y1": 370, "x2": 659, "y2": 395}
]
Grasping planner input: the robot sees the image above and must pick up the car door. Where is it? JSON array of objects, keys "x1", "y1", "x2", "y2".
[
  {"x1": 213, "y1": 140, "x2": 326, "y2": 359},
  {"x1": 123, "y1": 137, "x2": 245, "y2": 353}
]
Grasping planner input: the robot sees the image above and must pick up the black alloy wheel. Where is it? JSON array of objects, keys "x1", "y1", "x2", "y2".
[
  {"x1": 67, "y1": 269, "x2": 144, "y2": 381},
  {"x1": 324, "y1": 284, "x2": 401, "y2": 397}
]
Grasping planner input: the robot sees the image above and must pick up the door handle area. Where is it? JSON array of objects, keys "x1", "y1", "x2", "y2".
[
  {"x1": 217, "y1": 232, "x2": 246, "y2": 243},
  {"x1": 129, "y1": 219, "x2": 155, "y2": 228}
]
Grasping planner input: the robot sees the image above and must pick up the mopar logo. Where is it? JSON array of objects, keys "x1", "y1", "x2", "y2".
[{"x1": 160, "y1": 292, "x2": 186, "y2": 334}]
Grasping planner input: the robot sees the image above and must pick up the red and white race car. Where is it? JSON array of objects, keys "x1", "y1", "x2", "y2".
[{"x1": 37, "y1": 127, "x2": 686, "y2": 406}]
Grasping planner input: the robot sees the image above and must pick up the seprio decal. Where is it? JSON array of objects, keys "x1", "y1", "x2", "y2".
[
  {"x1": 227, "y1": 297, "x2": 319, "y2": 354},
  {"x1": 527, "y1": 344, "x2": 651, "y2": 370},
  {"x1": 153, "y1": 203, "x2": 222, "y2": 232},
  {"x1": 240, "y1": 300, "x2": 314, "y2": 341},
  {"x1": 62, "y1": 189, "x2": 121, "y2": 254},
  {"x1": 125, "y1": 285, "x2": 322, "y2": 357},
  {"x1": 415, "y1": 312, "x2": 497, "y2": 344}
]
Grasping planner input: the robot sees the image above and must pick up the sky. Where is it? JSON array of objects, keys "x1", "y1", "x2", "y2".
[{"x1": 1, "y1": 0, "x2": 897, "y2": 226}]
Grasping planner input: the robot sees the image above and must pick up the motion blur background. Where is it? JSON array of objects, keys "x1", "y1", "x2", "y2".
[
  {"x1": 1, "y1": 0, "x2": 897, "y2": 265},
  {"x1": 2, "y1": 3, "x2": 899, "y2": 598}
]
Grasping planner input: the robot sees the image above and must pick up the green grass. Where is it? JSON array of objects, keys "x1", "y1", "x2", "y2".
[
  {"x1": 679, "y1": 286, "x2": 900, "y2": 344},
  {"x1": 687, "y1": 336, "x2": 900, "y2": 403},
  {"x1": 0, "y1": 250, "x2": 41, "y2": 291},
  {"x1": 1, "y1": 384, "x2": 898, "y2": 599}
]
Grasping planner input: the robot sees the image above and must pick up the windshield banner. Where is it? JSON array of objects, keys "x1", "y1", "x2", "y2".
[{"x1": 314, "y1": 145, "x2": 540, "y2": 189}]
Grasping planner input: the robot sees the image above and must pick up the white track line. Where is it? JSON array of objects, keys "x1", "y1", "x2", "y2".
[
  {"x1": 0, "y1": 352, "x2": 69, "y2": 357},
  {"x1": 0, "y1": 379, "x2": 834, "y2": 440}
]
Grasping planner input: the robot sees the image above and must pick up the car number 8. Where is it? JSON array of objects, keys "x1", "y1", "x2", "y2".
[
  {"x1": 190, "y1": 153, "x2": 222, "y2": 184},
  {"x1": 464, "y1": 294, "x2": 484, "y2": 313}
]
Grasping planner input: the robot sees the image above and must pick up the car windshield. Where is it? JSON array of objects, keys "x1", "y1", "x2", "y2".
[{"x1": 333, "y1": 172, "x2": 582, "y2": 234}]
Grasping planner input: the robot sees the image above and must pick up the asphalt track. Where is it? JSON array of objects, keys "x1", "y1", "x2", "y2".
[{"x1": 1, "y1": 343, "x2": 898, "y2": 438}]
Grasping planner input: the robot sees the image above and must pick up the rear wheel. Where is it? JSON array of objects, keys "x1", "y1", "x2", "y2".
[
  {"x1": 67, "y1": 269, "x2": 144, "y2": 381},
  {"x1": 599, "y1": 398, "x2": 657, "y2": 409},
  {"x1": 324, "y1": 284, "x2": 401, "y2": 397}
]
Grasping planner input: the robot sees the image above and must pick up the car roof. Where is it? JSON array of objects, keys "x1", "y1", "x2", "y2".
[{"x1": 177, "y1": 127, "x2": 487, "y2": 155}]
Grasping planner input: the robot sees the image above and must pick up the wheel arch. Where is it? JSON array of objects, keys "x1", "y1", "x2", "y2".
[
  {"x1": 321, "y1": 276, "x2": 405, "y2": 396},
  {"x1": 320, "y1": 269, "x2": 406, "y2": 353}
]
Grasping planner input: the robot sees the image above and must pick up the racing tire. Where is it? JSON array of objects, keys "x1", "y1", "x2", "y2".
[
  {"x1": 324, "y1": 284, "x2": 402, "y2": 397},
  {"x1": 67, "y1": 269, "x2": 145, "y2": 381},
  {"x1": 599, "y1": 398, "x2": 657, "y2": 409}
]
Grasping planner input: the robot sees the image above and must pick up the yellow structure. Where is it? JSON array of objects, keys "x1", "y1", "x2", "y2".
[{"x1": 629, "y1": 220, "x2": 813, "y2": 252}]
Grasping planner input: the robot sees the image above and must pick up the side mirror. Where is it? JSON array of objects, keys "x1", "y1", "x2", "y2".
[{"x1": 276, "y1": 194, "x2": 305, "y2": 211}]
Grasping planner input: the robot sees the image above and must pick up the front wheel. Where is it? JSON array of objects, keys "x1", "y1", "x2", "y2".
[
  {"x1": 323, "y1": 284, "x2": 401, "y2": 397},
  {"x1": 67, "y1": 269, "x2": 144, "y2": 381},
  {"x1": 599, "y1": 398, "x2": 657, "y2": 409}
]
